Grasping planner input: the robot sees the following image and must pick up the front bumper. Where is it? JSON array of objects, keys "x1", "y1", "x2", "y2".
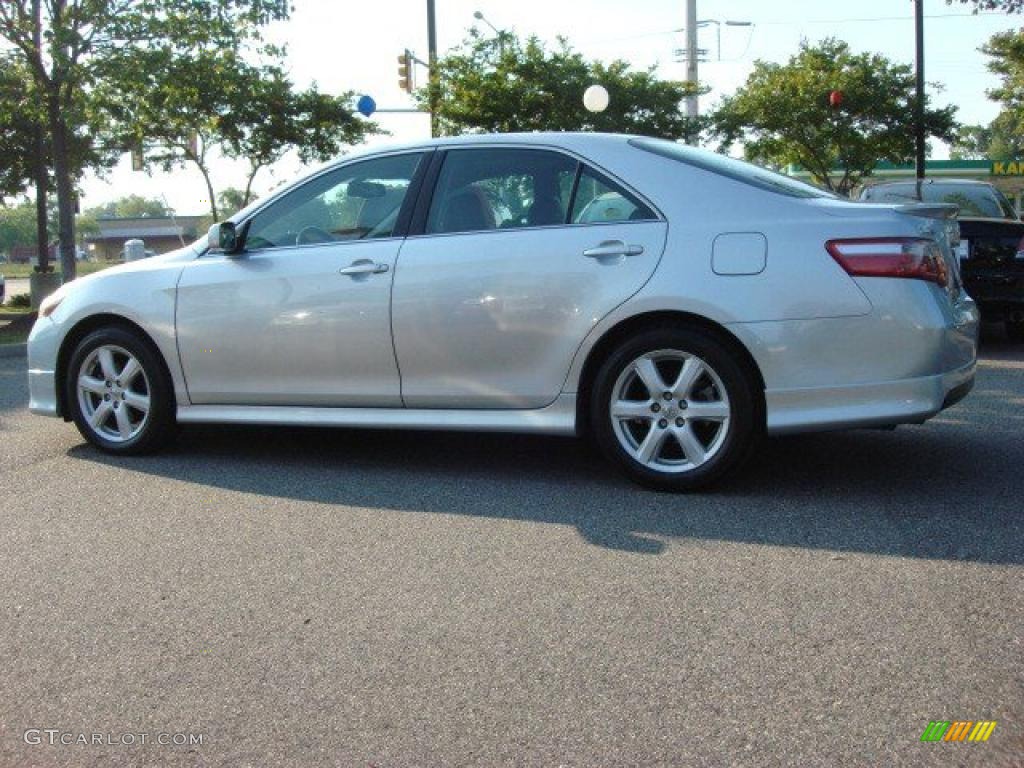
[{"x1": 27, "y1": 316, "x2": 60, "y2": 417}]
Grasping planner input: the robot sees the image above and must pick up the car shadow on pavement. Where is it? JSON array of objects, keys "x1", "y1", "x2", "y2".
[{"x1": 66, "y1": 389, "x2": 1023, "y2": 564}]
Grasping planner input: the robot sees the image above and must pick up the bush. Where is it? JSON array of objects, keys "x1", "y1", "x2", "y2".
[{"x1": 8, "y1": 293, "x2": 31, "y2": 308}]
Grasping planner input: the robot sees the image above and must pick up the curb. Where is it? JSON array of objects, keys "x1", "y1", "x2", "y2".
[{"x1": 0, "y1": 343, "x2": 27, "y2": 359}]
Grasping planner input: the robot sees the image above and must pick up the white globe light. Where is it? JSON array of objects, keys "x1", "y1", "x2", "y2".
[{"x1": 583, "y1": 84, "x2": 609, "y2": 113}]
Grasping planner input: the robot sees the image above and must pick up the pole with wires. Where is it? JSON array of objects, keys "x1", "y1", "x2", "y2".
[{"x1": 914, "y1": 0, "x2": 926, "y2": 193}]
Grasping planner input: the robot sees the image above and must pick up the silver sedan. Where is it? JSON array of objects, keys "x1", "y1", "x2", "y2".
[{"x1": 27, "y1": 134, "x2": 979, "y2": 490}]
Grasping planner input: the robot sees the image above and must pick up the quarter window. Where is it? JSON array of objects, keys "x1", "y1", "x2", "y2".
[
  {"x1": 245, "y1": 153, "x2": 423, "y2": 250},
  {"x1": 426, "y1": 149, "x2": 578, "y2": 235},
  {"x1": 571, "y1": 167, "x2": 656, "y2": 224}
]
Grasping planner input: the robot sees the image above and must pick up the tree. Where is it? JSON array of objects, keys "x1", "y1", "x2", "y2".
[
  {"x1": 0, "y1": 200, "x2": 38, "y2": 256},
  {"x1": 950, "y1": 0, "x2": 1024, "y2": 11},
  {"x1": 219, "y1": 68, "x2": 376, "y2": 208},
  {"x1": 102, "y1": 49, "x2": 376, "y2": 221},
  {"x1": 423, "y1": 30, "x2": 703, "y2": 140},
  {"x1": 0, "y1": 0, "x2": 291, "y2": 280},
  {"x1": 0, "y1": 56, "x2": 50, "y2": 271},
  {"x1": 711, "y1": 39, "x2": 958, "y2": 196},
  {"x1": 954, "y1": 29, "x2": 1024, "y2": 163},
  {"x1": 950, "y1": 112, "x2": 1024, "y2": 159},
  {"x1": 217, "y1": 188, "x2": 248, "y2": 218},
  {"x1": 85, "y1": 195, "x2": 173, "y2": 219}
]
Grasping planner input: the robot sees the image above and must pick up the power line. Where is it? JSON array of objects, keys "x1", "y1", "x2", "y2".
[
  {"x1": 756, "y1": 10, "x2": 1008, "y2": 25},
  {"x1": 584, "y1": 10, "x2": 1007, "y2": 46}
]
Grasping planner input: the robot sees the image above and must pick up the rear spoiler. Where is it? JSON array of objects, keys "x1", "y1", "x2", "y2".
[{"x1": 895, "y1": 203, "x2": 959, "y2": 220}]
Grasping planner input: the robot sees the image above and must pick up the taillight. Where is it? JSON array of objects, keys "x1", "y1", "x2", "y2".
[{"x1": 826, "y1": 237, "x2": 948, "y2": 287}]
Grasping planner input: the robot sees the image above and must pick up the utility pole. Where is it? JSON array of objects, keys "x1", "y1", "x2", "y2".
[
  {"x1": 427, "y1": 0, "x2": 439, "y2": 138},
  {"x1": 914, "y1": 0, "x2": 926, "y2": 191},
  {"x1": 685, "y1": 0, "x2": 698, "y2": 122}
]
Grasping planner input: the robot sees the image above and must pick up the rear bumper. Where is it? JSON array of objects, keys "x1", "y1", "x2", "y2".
[
  {"x1": 764, "y1": 360, "x2": 975, "y2": 435},
  {"x1": 730, "y1": 283, "x2": 979, "y2": 435}
]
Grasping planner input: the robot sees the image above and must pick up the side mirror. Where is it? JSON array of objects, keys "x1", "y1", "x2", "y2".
[{"x1": 207, "y1": 221, "x2": 240, "y2": 254}]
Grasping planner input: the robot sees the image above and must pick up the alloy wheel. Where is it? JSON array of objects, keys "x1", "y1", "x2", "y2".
[
  {"x1": 609, "y1": 348, "x2": 731, "y2": 474},
  {"x1": 76, "y1": 344, "x2": 152, "y2": 443}
]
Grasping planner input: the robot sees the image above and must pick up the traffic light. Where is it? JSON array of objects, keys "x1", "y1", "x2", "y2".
[
  {"x1": 398, "y1": 49, "x2": 413, "y2": 93},
  {"x1": 131, "y1": 147, "x2": 144, "y2": 171}
]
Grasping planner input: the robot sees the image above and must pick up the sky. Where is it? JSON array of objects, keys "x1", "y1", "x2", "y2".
[{"x1": 77, "y1": 0, "x2": 1018, "y2": 216}]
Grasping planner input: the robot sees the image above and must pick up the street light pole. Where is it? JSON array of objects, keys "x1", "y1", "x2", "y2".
[
  {"x1": 427, "y1": 0, "x2": 438, "y2": 138},
  {"x1": 914, "y1": 0, "x2": 925, "y2": 188},
  {"x1": 473, "y1": 10, "x2": 504, "y2": 56}
]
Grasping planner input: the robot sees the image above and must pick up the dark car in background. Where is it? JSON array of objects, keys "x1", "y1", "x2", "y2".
[{"x1": 861, "y1": 179, "x2": 1024, "y2": 341}]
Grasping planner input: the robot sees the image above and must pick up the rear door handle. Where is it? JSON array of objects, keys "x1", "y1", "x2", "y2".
[
  {"x1": 339, "y1": 259, "x2": 389, "y2": 277},
  {"x1": 583, "y1": 240, "x2": 644, "y2": 259}
]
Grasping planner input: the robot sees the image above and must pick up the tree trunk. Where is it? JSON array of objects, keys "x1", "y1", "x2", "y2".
[
  {"x1": 30, "y1": 0, "x2": 50, "y2": 272},
  {"x1": 200, "y1": 165, "x2": 219, "y2": 222},
  {"x1": 34, "y1": 124, "x2": 50, "y2": 272},
  {"x1": 243, "y1": 164, "x2": 264, "y2": 207},
  {"x1": 47, "y1": 92, "x2": 76, "y2": 280}
]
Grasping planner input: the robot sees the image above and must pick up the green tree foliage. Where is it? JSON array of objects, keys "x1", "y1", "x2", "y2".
[
  {"x1": 0, "y1": 59, "x2": 38, "y2": 200},
  {"x1": 950, "y1": 0, "x2": 1024, "y2": 11},
  {"x1": 711, "y1": 39, "x2": 958, "y2": 196},
  {"x1": 101, "y1": 48, "x2": 376, "y2": 221},
  {"x1": 950, "y1": 113, "x2": 1024, "y2": 160},
  {"x1": 220, "y1": 68, "x2": 376, "y2": 209},
  {"x1": 423, "y1": 30, "x2": 703, "y2": 140},
  {"x1": 85, "y1": 195, "x2": 174, "y2": 219},
  {"x1": 217, "y1": 188, "x2": 249, "y2": 219},
  {"x1": 0, "y1": 200, "x2": 37, "y2": 255},
  {"x1": 980, "y1": 30, "x2": 1024, "y2": 156},
  {"x1": 0, "y1": 0, "x2": 291, "y2": 279}
]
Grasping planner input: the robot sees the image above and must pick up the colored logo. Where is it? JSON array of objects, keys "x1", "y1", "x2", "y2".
[
  {"x1": 992, "y1": 161, "x2": 1024, "y2": 176},
  {"x1": 920, "y1": 721, "x2": 997, "y2": 742}
]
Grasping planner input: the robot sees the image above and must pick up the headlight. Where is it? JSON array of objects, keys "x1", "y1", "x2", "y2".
[{"x1": 38, "y1": 286, "x2": 67, "y2": 318}]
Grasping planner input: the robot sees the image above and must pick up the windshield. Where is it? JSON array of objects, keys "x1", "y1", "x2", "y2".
[
  {"x1": 861, "y1": 182, "x2": 1017, "y2": 219},
  {"x1": 629, "y1": 137, "x2": 835, "y2": 199}
]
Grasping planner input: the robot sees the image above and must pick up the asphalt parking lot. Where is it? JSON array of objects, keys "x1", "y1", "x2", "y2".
[{"x1": 0, "y1": 332, "x2": 1022, "y2": 767}]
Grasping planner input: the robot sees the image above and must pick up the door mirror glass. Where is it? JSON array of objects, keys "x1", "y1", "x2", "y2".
[{"x1": 208, "y1": 221, "x2": 239, "y2": 254}]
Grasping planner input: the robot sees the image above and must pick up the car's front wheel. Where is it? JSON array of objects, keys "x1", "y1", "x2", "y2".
[
  {"x1": 590, "y1": 327, "x2": 761, "y2": 491},
  {"x1": 66, "y1": 326, "x2": 175, "y2": 454}
]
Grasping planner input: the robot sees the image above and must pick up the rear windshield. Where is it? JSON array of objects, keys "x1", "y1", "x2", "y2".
[
  {"x1": 629, "y1": 137, "x2": 834, "y2": 199},
  {"x1": 861, "y1": 182, "x2": 1016, "y2": 219}
]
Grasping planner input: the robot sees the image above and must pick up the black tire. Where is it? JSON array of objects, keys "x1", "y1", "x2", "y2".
[
  {"x1": 1006, "y1": 319, "x2": 1024, "y2": 343},
  {"x1": 589, "y1": 326, "x2": 761, "y2": 491},
  {"x1": 66, "y1": 326, "x2": 176, "y2": 454}
]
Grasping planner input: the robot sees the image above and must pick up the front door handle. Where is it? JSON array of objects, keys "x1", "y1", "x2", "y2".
[
  {"x1": 583, "y1": 240, "x2": 644, "y2": 259},
  {"x1": 339, "y1": 259, "x2": 389, "y2": 277}
]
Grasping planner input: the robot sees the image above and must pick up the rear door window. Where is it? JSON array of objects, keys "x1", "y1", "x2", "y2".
[{"x1": 425, "y1": 148, "x2": 578, "y2": 235}]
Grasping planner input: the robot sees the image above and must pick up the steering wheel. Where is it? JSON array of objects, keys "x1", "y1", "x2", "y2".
[{"x1": 296, "y1": 226, "x2": 334, "y2": 245}]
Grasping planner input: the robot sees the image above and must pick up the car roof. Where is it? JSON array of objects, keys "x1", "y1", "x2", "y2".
[{"x1": 334, "y1": 131, "x2": 635, "y2": 159}]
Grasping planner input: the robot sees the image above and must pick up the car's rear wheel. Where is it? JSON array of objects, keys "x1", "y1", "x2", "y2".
[
  {"x1": 66, "y1": 327, "x2": 175, "y2": 454},
  {"x1": 1006, "y1": 319, "x2": 1024, "y2": 343},
  {"x1": 590, "y1": 327, "x2": 760, "y2": 491}
]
